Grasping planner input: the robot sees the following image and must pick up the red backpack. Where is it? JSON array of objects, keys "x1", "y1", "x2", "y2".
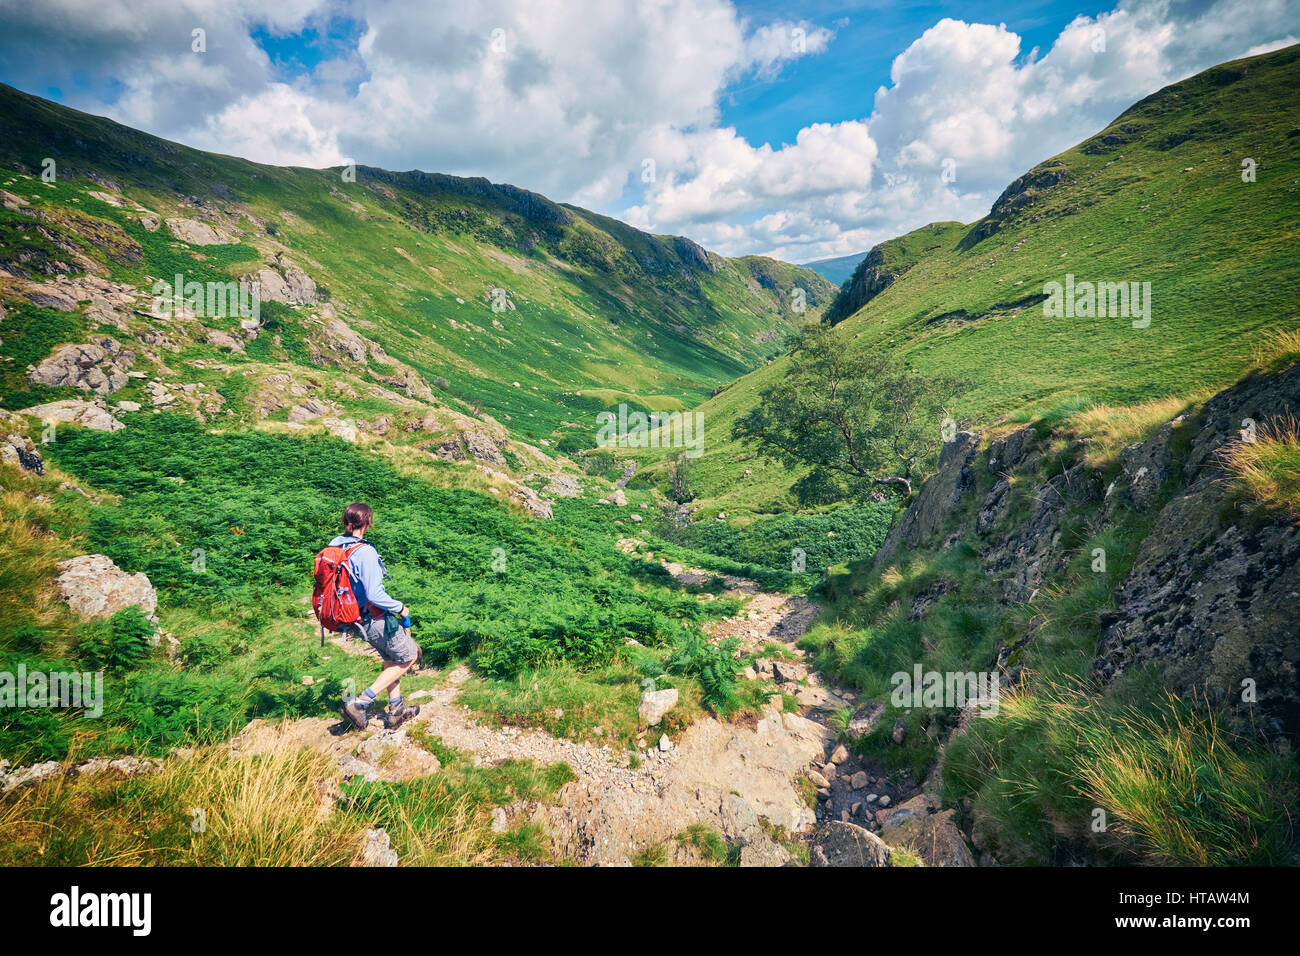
[{"x1": 312, "y1": 541, "x2": 368, "y2": 645}]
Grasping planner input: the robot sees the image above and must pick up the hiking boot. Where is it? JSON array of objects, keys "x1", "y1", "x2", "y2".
[
  {"x1": 340, "y1": 699, "x2": 370, "y2": 731},
  {"x1": 384, "y1": 701, "x2": 420, "y2": 730}
]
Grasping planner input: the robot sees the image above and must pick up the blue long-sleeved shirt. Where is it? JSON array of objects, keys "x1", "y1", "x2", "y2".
[{"x1": 329, "y1": 535, "x2": 403, "y2": 618}]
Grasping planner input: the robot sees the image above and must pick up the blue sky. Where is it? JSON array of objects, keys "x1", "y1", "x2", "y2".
[
  {"x1": 720, "y1": 0, "x2": 1091, "y2": 147},
  {"x1": 1, "y1": 0, "x2": 1296, "y2": 260}
]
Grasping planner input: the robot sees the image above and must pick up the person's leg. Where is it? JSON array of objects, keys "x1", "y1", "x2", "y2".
[{"x1": 368, "y1": 660, "x2": 409, "y2": 699}]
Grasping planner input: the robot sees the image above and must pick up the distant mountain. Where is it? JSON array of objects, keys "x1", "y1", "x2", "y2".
[{"x1": 801, "y1": 251, "x2": 868, "y2": 286}]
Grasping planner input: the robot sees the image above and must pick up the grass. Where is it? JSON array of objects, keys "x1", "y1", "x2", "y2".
[
  {"x1": 0, "y1": 736, "x2": 363, "y2": 866},
  {"x1": 0, "y1": 727, "x2": 578, "y2": 866},
  {"x1": 944, "y1": 679, "x2": 1298, "y2": 866},
  {"x1": 341, "y1": 746, "x2": 575, "y2": 866},
  {"x1": 1220, "y1": 413, "x2": 1300, "y2": 520}
]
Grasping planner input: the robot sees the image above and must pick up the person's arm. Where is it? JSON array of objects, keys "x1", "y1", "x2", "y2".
[{"x1": 353, "y1": 545, "x2": 405, "y2": 616}]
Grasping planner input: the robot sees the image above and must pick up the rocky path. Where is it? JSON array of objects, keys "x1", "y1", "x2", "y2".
[
  {"x1": 272, "y1": 543, "x2": 853, "y2": 865},
  {"x1": 4, "y1": 541, "x2": 914, "y2": 865}
]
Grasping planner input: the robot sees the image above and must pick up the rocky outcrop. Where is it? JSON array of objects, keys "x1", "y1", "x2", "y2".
[
  {"x1": 18, "y1": 399, "x2": 124, "y2": 432},
  {"x1": 461, "y1": 429, "x2": 506, "y2": 466},
  {"x1": 545, "y1": 473, "x2": 582, "y2": 498},
  {"x1": 202, "y1": 330, "x2": 245, "y2": 353},
  {"x1": 0, "y1": 431, "x2": 43, "y2": 474},
  {"x1": 509, "y1": 484, "x2": 553, "y2": 520},
  {"x1": 28, "y1": 336, "x2": 135, "y2": 394},
  {"x1": 166, "y1": 218, "x2": 234, "y2": 245},
  {"x1": 874, "y1": 431, "x2": 979, "y2": 567},
  {"x1": 881, "y1": 362, "x2": 1300, "y2": 740},
  {"x1": 245, "y1": 260, "x2": 317, "y2": 306},
  {"x1": 56, "y1": 554, "x2": 158, "y2": 619},
  {"x1": 1094, "y1": 363, "x2": 1300, "y2": 737},
  {"x1": 322, "y1": 318, "x2": 368, "y2": 363},
  {"x1": 822, "y1": 246, "x2": 895, "y2": 326}
]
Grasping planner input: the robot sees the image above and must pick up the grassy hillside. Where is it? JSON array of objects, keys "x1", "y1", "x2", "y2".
[
  {"x1": 655, "y1": 44, "x2": 1300, "y2": 513},
  {"x1": 0, "y1": 82, "x2": 835, "y2": 444}
]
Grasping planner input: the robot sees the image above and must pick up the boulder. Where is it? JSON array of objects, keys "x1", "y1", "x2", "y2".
[
  {"x1": 28, "y1": 337, "x2": 134, "y2": 394},
  {"x1": 321, "y1": 418, "x2": 358, "y2": 443},
  {"x1": 638, "y1": 688, "x2": 679, "y2": 726},
  {"x1": 0, "y1": 432, "x2": 42, "y2": 474},
  {"x1": 56, "y1": 554, "x2": 157, "y2": 619},
  {"x1": 18, "y1": 399, "x2": 123, "y2": 432},
  {"x1": 165, "y1": 218, "x2": 233, "y2": 245},
  {"x1": 845, "y1": 701, "x2": 884, "y2": 740},
  {"x1": 360, "y1": 828, "x2": 399, "y2": 867},
  {"x1": 877, "y1": 794, "x2": 975, "y2": 867},
  {"x1": 810, "y1": 821, "x2": 892, "y2": 867},
  {"x1": 608, "y1": 488, "x2": 628, "y2": 507}
]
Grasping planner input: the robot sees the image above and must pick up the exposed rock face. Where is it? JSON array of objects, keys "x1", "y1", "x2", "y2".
[
  {"x1": 461, "y1": 429, "x2": 505, "y2": 466},
  {"x1": 545, "y1": 473, "x2": 582, "y2": 498},
  {"x1": 28, "y1": 337, "x2": 135, "y2": 394},
  {"x1": 810, "y1": 821, "x2": 892, "y2": 867},
  {"x1": 882, "y1": 361, "x2": 1300, "y2": 741},
  {"x1": 371, "y1": 367, "x2": 434, "y2": 402},
  {"x1": 510, "y1": 484, "x2": 553, "y2": 520},
  {"x1": 18, "y1": 399, "x2": 124, "y2": 432},
  {"x1": 16, "y1": 275, "x2": 138, "y2": 329},
  {"x1": 874, "y1": 430, "x2": 979, "y2": 567},
  {"x1": 672, "y1": 236, "x2": 716, "y2": 274},
  {"x1": 823, "y1": 246, "x2": 895, "y2": 326},
  {"x1": 323, "y1": 318, "x2": 368, "y2": 363},
  {"x1": 165, "y1": 218, "x2": 234, "y2": 245},
  {"x1": 56, "y1": 554, "x2": 158, "y2": 619},
  {"x1": 289, "y1": 399, "x2": 331, "y2": 423},
  {"x1": 1094, "y1": 364, "x2": 1300, "y2": 737}
]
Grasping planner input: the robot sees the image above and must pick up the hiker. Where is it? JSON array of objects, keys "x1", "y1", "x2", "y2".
[{"x1": 324, "y1": 502, "x2": 422, "y2": 731}]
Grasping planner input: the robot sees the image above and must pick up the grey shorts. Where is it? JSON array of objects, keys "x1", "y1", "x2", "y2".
[{"x1": 349, "y1": 614, "x2": 419, "y2": 665}]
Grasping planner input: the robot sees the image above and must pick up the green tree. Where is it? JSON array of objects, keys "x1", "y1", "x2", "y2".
[{"x1": 732, "y1": 324, "x2": 961, "y2": 504}]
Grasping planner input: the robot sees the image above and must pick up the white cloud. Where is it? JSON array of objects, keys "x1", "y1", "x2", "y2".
[{"x1": 0, "y1": 0, "x2": 1296, "y2": 262}]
